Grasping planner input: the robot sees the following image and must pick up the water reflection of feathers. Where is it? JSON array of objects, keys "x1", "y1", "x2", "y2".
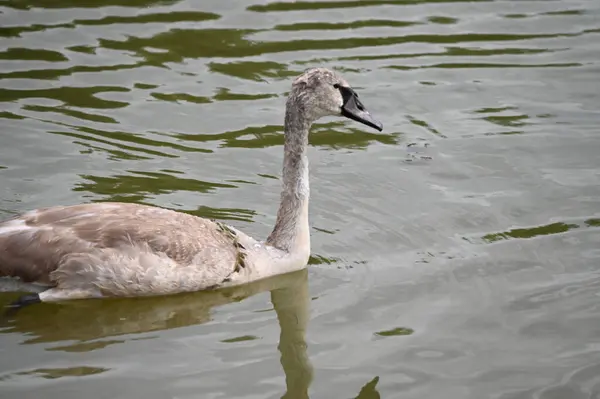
[{"x1": 1, "y1": 269, "x2": 309, "y2": 346}]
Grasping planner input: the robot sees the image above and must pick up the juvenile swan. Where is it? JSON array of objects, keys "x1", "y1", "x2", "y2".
[{"x1": 0, "y1": 67, "x2": 383, "y2": 306}]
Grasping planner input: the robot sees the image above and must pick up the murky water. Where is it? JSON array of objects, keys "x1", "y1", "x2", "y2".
[{"x1": 1, "y1": 0, "x2": 599, "y2": 397}]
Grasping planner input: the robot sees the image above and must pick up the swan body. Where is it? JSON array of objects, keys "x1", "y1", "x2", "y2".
[
  {"x1": 0, "y1": 203, "x2": 304, "y2": 301},
  {"x1": 0, "y1": 67, "x2": 383, "y2": 304}
]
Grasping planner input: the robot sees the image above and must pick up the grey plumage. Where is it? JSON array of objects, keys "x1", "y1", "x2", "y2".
[{"x1": 0, "y1": 67, "x2": 383, "y2": 303}]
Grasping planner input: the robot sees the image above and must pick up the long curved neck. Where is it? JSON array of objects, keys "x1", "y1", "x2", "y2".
[{"x1": 266, "y1": 99, "x2": 312, "y2": 258}]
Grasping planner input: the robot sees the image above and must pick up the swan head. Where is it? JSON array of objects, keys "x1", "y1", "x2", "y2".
[{"x1": 289, "y1": 67, "x2": 383, "y2": 131}]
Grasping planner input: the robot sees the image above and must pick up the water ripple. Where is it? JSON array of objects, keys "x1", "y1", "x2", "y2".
[{"x1": 1, "y1": 0, "x2": 600, "y2": 397}]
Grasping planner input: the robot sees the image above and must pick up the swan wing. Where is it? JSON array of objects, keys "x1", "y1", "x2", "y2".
[{"x1": 0, "y1": 203, "x2": 244, "y2": 292}]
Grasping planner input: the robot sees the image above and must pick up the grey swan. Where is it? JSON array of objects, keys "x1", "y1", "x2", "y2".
[{"x1": 0, "y1": 67, "x2": 383, "y2": 307}]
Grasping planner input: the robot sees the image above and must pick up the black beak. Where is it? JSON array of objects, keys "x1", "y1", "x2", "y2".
[{"x1": 339, "y1": 86, "x2": 383, "y2": 132}]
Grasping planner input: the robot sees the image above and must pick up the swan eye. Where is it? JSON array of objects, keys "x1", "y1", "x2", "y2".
[{"x1": 333, "y1": 83, "x2": 340, "y2": 89}]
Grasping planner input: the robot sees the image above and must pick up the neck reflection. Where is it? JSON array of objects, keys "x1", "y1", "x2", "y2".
[{"x1": 271, "y1": 268, "x2": 313, "y2": 399}]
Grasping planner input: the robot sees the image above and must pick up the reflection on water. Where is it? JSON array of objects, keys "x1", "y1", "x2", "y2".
[
  {"x1": 1, "y1": 0, "x2": 600, "y2": 397},
  {"x1": 15, "y1": 366, "x2": 109, "y2": 379},
  {"x1": 2, "y1": 270, "x2": 314, "y2": 397},
  {"x1": 272, "y1": 272, "x2": 313, "y2": 399},
  {"x1": 2, "y1": 271, "x2": 306, "y2": 347},
  {"x1": 374, "y1": 327, "x2": 414, "y2": 337},
  {"x1": 355, "y1": 376, "x2": 381, "y2": 399}
]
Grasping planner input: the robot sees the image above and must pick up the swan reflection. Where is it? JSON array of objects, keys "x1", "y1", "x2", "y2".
[{"x1": 1, "y1": 269, "x2": 312, "y2": 397}]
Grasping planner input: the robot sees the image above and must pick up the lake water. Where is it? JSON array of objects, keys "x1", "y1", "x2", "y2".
[{"x1": 1, "y1": 0, "x2": 599, "y2": 398}]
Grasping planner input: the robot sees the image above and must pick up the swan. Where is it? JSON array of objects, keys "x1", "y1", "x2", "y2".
[{"x1": 0, "y1": 67, "x2": 383, "y2": 307}]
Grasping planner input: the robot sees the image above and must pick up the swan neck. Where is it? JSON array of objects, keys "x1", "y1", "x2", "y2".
[{"x1": 266, "y1": 103, "x2": 312, "y2": 258}]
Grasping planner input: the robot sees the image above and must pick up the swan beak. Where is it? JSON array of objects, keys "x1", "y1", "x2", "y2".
[{"x1": 340, "y1": 89, "x2": 383, "y2": 132}]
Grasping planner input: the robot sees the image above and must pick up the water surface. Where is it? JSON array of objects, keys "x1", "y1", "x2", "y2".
[{"x1": 1, "y1": 0, "x2": 599, "y2": 398}]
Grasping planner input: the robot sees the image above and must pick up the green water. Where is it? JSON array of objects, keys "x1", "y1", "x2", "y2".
[{"x1": 1, "y1": 0, "x2": 599, "y2": 398}]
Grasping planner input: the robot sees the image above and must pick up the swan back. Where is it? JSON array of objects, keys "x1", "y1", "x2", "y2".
[{"x1": 0, "y1": 203, "x2": 244, "y2": 293}]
